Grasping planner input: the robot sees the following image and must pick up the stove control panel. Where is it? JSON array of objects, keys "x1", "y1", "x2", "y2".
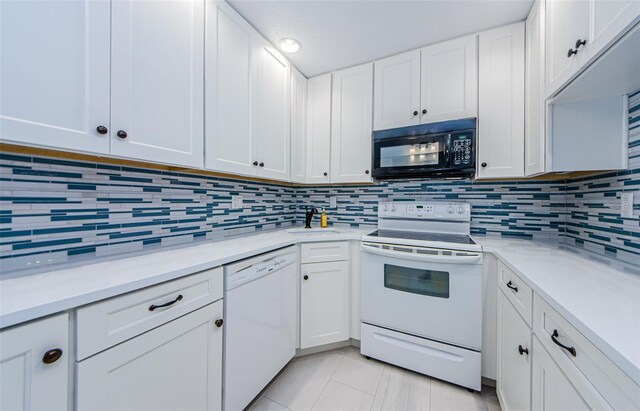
[{"x1": 378, "y1": 202, "x2": 470, "y2": 221}]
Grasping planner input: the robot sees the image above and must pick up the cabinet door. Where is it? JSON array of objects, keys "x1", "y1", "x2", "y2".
[
  {"x1": 525, "y1": 0, "x2": 547, "y2": 177},
  {"x1": 373, "y1": 50, "x2": 421, "y2": 130},
  {"x1": 77, "y1": 301, "x2": 223, "y2": 411},
  {"x1": 306, "y1": 74, "x2": 332, "y2": 183},
  {"x1": 590, "y1": 0, "x2": 640, "y2": 59},
  {"x1": 300, "y1": 261, "x2": 350, "y2": 349},
  {"x1": 532, "y1": 338, "x2": 607, "y2": 410},
  {"x1": 256, "y1": 42, "x2": 290, "y2": 181},
  {"x1": 205, "y1": 2, "x2": 257, "y2": 176},
  {"x1": 0, "y1": 313, "x2": 69, "y2": 411},
  {"x1": 545, "y1": 0, "x2": 590, "y2": 96},
  {"x1": 111, "y1": 0, "x2": 204, "y2": 168},
  {"x1": 0, "y1": 0, "x2": 110, "y2": 154},
  {"x1": 497, "y1": 290, "x2": 532, "y2": 411},
  {"x1": 290, "y1": 67, "x2": 308, "y2": 183},
  {"x1": 420, "y1": 35, "x2": 477, "y2": 124},
  {"x1": 330, "y1": 63, "x2": 373, "y2": 183},
  {"x1": 477, "y1": 22, "x2": 525, "y2": 179}
]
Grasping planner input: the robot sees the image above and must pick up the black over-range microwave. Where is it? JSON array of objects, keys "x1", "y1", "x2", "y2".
[{"x1": 371, "y1": 118, "x2": 476, "y2": 180}]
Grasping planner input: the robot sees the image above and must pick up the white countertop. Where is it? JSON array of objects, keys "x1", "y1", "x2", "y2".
[
  {"x1": 2, "y1": 228, "x2": 638, "y2": 385},
  {"x1": 476, "y1": 236, "x2": 640, "y2": 385},
  {"x1": 0, "y1": 227, "x2": 370, "y2": 329}
]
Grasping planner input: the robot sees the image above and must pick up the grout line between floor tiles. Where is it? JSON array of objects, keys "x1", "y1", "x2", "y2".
[
  {"x1": 265, "y1": 396, "x2": 293, "y2": 411},
  {"x1": 370, "y1": 363, "x2": 387, "y2": 405},
  {"x1": 311, "y1": 350, "x2": 349, "y2": 410},
  {"x1": 328, "y1": 378, "x2": 377, "y2": 399}
]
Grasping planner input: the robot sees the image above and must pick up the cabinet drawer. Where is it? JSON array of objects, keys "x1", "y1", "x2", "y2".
[
  {"x1": 77, "y1": 267, "x2": 223, "y2": 360},
  {"x1": 533, "y1": 294, "x2": 639, "y2": 410},
  {"x1": 301, "y1": 241, "x2": 349, "y2": 264},
  {"x1": 497, "y1": 261, "x2": 533, "y2": 326},
  {"x1": 77, "y1": 300, "x2": 222, "y2": 411}
]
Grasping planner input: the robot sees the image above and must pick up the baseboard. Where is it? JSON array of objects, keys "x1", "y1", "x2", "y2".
[
  {"x1": 295, "y1": 338, "x2": 360, "y2": 357},
  {"x1": 482, "y1": 376, "x2": 496, "y2": 388}
]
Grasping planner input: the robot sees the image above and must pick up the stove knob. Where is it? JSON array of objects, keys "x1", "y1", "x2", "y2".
[
  {"x1": 391, "y1": 204, "x2": 397, "y2": 212},
  {"x1": 457, "y1": 206, "x2": 465, "y2": 214},
  {"x1": 446, "y1": 206, "x2": 454, "y2": 214},
  {"x1": 383, "y1": 203, "x2": 389, "y2": 212}
]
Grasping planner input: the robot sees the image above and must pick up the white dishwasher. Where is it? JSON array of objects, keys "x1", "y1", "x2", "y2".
[{"x1": 223, "y1": 246, "x2": 297, "y2": 411}]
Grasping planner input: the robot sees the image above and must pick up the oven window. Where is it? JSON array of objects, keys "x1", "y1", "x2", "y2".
[
  {"x1": 383, "y1": 264, "x2": 450, "y2": 298},
  {"x1": 380, "y1": 142, "x2": 441, "y2": 167}
]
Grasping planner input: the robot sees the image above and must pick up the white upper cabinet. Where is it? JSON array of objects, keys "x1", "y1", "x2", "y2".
[
  {"x1": 545, "y1": 0, "x2": 590, "y2": 96},
  {"x1": 206, "y1": 2, "x2": 292, "y2": 181},
  {"x1": 0, "y1": 0, "x2": 110, "y2": 154},
  {"x1": 306, "y1": 74, "x2": 332, "y2": 183},
  {"x1": 206, "y1": 2, "x2": 258, "y2": 176},
  {"x1": 373, "y1": 50, "x2": 421, "y2": 130},
  {"x1": 110, "y1": 0, "x2": 204, "y2": 168},
  {"x1": 477, "y1": 22, "x2": 525, "y2": 179},
  {"x1": 545, "y1": 0, "x2": 639, "y2": 97},
  {"x1": 330, "y1": 63, "x2": 374, "y2": 184},
  {"x1": 256, "y1": 42, "x2": 290, "y2": 180},
  {"x1": 420, "y1": 35, "x2": 477, "y2": 123},
  {"x1": 590, "y1": 0, "x2": 640, "y2": 54},
  {"x1": 0, "y1": 314, "x2": 69, "y2": 411},
  {"x1": 525, "y1": 0, "x2": 547, "y2": 177},
  {"x1": 290, "y1": 68, "x2": 308, "y2": 184}
]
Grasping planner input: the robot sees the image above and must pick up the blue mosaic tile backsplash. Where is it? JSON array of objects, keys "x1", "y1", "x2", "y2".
[{"x1": 1, "y1": 91, "x2": 638, "y2": 272}]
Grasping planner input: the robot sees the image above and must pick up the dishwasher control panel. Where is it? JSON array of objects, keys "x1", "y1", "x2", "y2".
[{"x1": 226, "y1": 251, "x2": 297, "y2": 289}]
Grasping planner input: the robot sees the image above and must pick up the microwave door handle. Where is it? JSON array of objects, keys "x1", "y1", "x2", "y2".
[{"x1": 361, "y1": 244, "x2": 481, "y2": 264}]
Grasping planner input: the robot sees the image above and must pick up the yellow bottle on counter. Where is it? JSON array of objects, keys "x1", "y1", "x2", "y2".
[{"x1": 320, "y1": 208, "x2": 328, "y2": 228}]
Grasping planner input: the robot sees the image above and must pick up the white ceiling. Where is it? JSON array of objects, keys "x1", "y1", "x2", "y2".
[{"x1": 227, "y1": 0, "x2": 535, "y2": 77}]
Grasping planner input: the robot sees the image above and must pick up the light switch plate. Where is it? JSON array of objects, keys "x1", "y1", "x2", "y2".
[
  {"x1": 330, "y1": 196, "x2": 337, "y2": 208},
  {"x1": 621, "y1": 192, "x2": 633, "y2": 218},
  {"x1": 231, "y1": 195, "x2": 243, "y2": 210}
]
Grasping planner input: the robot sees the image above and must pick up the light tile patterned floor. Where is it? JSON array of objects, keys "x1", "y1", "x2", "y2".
[{"x1": 248, "y1": 347, "x2": 502, "y2": 411}]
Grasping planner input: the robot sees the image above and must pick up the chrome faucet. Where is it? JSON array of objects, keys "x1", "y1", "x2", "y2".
[{"x1": 304, "y1": 207, "x2": 318, "y2": 228}]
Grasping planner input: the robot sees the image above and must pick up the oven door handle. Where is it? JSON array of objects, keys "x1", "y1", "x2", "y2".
[{"x1": 361, "y1": 243, "x2": 482, "y2": 264}]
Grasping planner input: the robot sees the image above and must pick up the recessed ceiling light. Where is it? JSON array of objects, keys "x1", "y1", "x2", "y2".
[{"x1": 279, "y1": 38, "x2": 301, "y2": 53}]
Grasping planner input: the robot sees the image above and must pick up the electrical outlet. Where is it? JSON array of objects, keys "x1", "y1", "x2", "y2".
[
  {"x1": 621, "y1": 192, "x2": 633, "y2": 218},
  {"x1": 330, "y1": 196, "x2": 337, "y2": 209},
  {"x1": 231, "y1": 195, "x2": 243, "y2": 210}
]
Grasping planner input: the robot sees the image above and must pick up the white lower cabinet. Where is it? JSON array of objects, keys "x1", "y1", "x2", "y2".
[
  {"x1": 495, "y1": 258, "x2": 636, "y2": 411},
  {"x1": 0, "y1": 313, "x2": 70, "y2": 411},
  {"x1": 531, "y1": 337, "x2": 606, "y2": 410},
  {"x1": 77, "y1": 300, "x2": 223, "y2": 411},
  {"x1": 497, "y1": 289, "x2": 532, "y2": 411},
  {"x1": 300, "y1": 260, "x2": 350, "y2": 349}
]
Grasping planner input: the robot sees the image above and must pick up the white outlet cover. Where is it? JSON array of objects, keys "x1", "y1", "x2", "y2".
[
  {"x1": 231, "y1": 195, "x2": 243, "y2": 209},
  {"x1": 621, "y1": 192, "x2": 633, "y2": 218},
  {"x1": 330, "y1": 196, "x2": 337, "y2": 208}
]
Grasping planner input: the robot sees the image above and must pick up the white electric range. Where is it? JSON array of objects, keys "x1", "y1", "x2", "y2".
[{"x1": 360, "y1": 201, "x2": 483, "y2": 391}]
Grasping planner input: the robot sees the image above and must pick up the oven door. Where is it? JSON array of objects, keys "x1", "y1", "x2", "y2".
[{"x1": 360, "y1": 242, "x2": 482, "y2": 350}]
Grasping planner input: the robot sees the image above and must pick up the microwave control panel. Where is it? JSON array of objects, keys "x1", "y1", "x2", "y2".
[{"x1": 451, "y1": 133, "x2": 473, "y2": 166}]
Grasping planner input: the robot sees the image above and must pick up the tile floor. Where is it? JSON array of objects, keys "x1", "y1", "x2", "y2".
[{"x1": 247, "y1": 347, "x2": 501, "y2": 411}]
